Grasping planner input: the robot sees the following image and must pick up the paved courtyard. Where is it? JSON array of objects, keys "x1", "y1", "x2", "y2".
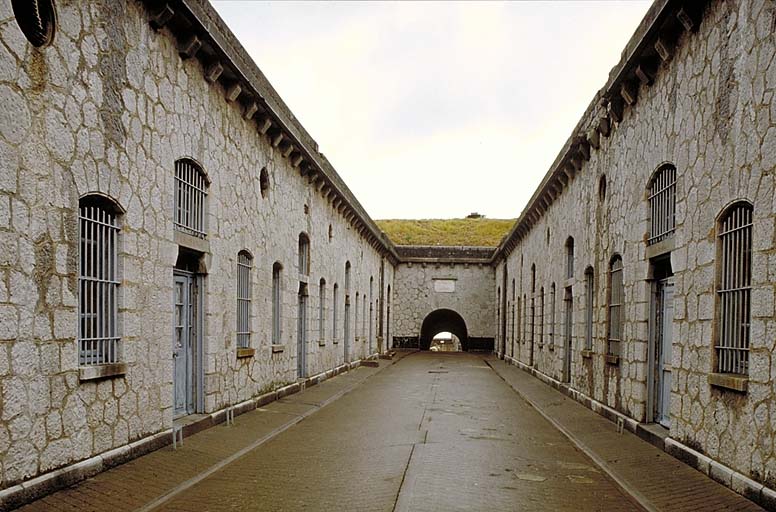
[{"x1": 16, "y1": 352, "x2": 763, "y2": 511}]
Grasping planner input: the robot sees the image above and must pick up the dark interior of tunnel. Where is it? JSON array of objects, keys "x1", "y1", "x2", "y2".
[{"x1": 419, "y1": 309, "x2": 469, "y2": 351}]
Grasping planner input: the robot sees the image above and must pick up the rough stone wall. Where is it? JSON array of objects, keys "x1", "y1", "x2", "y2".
[
  {"x1": 0, "y1": 0, "x2": 392, "y2": 489},
  {"x1": 392, "y1": 262, "x2": 495, "y2": 344},
  {"x1": 497, "y1": 0, "x2": 776, "y2": 487}
]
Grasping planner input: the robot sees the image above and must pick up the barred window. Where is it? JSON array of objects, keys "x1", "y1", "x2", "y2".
[
  {"x1": 78, "y1": 196, "x2": 121, "y2": 366},
  {"x1": 566, "y1": 237, "x2": 574, "y2": 279},
  {"x1": 511, "y1": 279, "x2": 516, "y2": 345},
  {"x1": 549, "y1": 283, "x2": 556, "y2": 347},
  {"x1": 332, "y1": 284, "x2": 339, "y2": 340},
  {"x1": 607, "y1": 256, "x2": 623, "y2": 356},
  {"x1": 272, "y1": 262, "x2": 283, "y2": 344},
  {"x1": 585, "y1": 267, "x2": 594, "y2": 351},
  {"x1": 522, "y1": 294, "x2": 527, "y2": 343},
  {"x1": 355, "y1": 293, "x2": 359, "y2": 339},
  {"x1": 237, "y1": 251, "x2": 252, "y2": 348},
  {"x1": 648, "y1": 164, "x2": 677, "y2": 245},
  {"x1": 174, "y1": 159, "x2": 208, "y2": 238},
  {"x1": 517, "y1": 296, "x2": 522, "y2": 343},
  {"x1": 298, "y1": 233, "x2": 310, "y2": 275},
  {"x1": 319, "y1": 279, "x2": 326, "y2": 341},
  {"x1": 716, "y1": 202, "x2": 753, "y2": 375},
  {"x1": 344, "y1": 261, "x2": 351, "y2": 293}
]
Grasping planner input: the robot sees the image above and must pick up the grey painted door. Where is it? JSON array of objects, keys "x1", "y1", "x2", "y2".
[
  {"x1": 562, "y1": 288, "x2": 573, "y2": 383},
  {"x1": 657, "y1": 279, "x2": 674, "y2": 428},
  {"x1": 297, "y1": 286, "x2": 308, "y2": 378},
  {"x1": 344, "y1": 302, "x2": 351, "y2": 362},
  {"x1": 173, "y1": 273, "x2": 195, "y2": 417}
]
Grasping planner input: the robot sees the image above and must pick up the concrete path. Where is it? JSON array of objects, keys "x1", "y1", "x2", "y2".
[
  {"x1": 14, "y1": 352, "x2": 762, "y2": 511},
  {"x1": 485, "y1": 356, "x2": 765, "y2": 512}
]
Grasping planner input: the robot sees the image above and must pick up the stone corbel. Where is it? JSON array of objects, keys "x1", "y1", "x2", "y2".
[
  {"x1": 654, "y1": 36, "x2": 675, "y2": 62},
  {"x1": 608, "y1": 97, "x2": 624, "y2": 123},
  {"x1": 271, "y1": 131, "x2": 285, "y2": 148},
  {"x1": 226, "y1": 83, "x2": 242, "y2": 102},
  {"x1": 307, "y1": 170, "x2": 320, "y2": 184},
  {"x1": 257, "y1": 115, "x2": 272, "y2": 135},
  {"x1": 576, "y1": 137, "x2": 590, "y2": 161},
  {"x1": 597, "y1": 114, "x2": 611, "y2": 137},
  {"x1": 337, "y1": 203, "x2": 347, "y2": 214},
  {"x1": 150, "y1": 4, "x2": 174, "y2": 29},
  {"x1": 587, "y1": 128, "x2": 600, "y2": 150},
  {"x1": 676, "y1": 6, "x2": 701, "y2": 32},
  {"x1": 332, "y1": 197, "x2": 342, "y2": 209},
  {"x1": 243, "y1": 102, "x2": 258, "y2": 120},
  {"x1": 205, "y1": 61, "x2": 224, "y2": 83},
  {"x1": 620, "y1": 81, "x2": 637, "y2": 106},
  {"x1": 290, "y1": 152, "x2": 304, "y2": 168},
  {"x1": 635, "y1": 61, "x2": 657, "y2": 86},
  {"x1": 569, "y1": 157, "x2": 582, "y2": 172},
  {"x1": 281, "y1": 143, "x2": 295, "y2": 158},
  {"x1": 179, "y1": 35, "x2": 202, "y2": 59}
]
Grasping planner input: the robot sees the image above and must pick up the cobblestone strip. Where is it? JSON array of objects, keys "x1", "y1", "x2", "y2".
[
  {"x1": 15, "y1": 354, "x2": 410, "y2": 512},
  {"x1": 485, "y1": 357, "x2": 766, "y2": 512}
]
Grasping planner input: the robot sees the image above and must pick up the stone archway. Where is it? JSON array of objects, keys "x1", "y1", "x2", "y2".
[{"x1": 419, "y1": 309, "x2": 469, "y2": 351}]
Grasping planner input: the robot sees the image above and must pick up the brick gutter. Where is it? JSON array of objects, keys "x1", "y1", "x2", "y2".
[
  {"x1": 0, "y1": 351, "x2": 413, "y2": 510},
  {"x1": 494, "y1": 355, "x2": 776, "y2": 511}
]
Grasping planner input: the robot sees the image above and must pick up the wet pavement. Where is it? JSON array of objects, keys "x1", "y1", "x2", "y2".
[{"x1": 17, "y1": 351, "x2": 760, "y2": 511}]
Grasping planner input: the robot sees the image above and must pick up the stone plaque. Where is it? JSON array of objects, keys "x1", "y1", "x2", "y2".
[{"x1": 434, "y1": 279, "x2": 456, "y2": 293}]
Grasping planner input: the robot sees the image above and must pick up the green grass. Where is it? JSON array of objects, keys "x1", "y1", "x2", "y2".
[{"x1": 376, "y1": 218, "x2": 515, "y2": 247}]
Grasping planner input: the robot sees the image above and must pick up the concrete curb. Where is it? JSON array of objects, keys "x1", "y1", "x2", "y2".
[
  {"x1": 498, "y1": 355, "x2": 776, "y2": 511},
  {"x1": 0, "y1": 354, "x2": 405, "y2": 511}
]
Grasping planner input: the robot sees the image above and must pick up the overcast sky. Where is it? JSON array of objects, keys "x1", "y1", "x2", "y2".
[{"x1": 212, "y1": 1, "x2": 651, "y2": 220}]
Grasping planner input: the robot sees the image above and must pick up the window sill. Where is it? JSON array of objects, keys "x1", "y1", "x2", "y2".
[
  {"x1": 605, "y1": 354, "x2": 620, "y2": 365},
  {"x1": 236, "y1": 347, "x2": 255, "y2": 359},
  {"x1": 79, "y1": 363, "x2": 127, "y2": 382},
  {"x1": 645, "y1": 236, "x2": 675, "y2": 260},
  {"x1": 708, "y1": 372, "x2": 748, "y2": 393},
  {"x1": 332, "y1": 340, "x2": 339, "y2": 345},
  {"x1": 581, "y1": 349, "x2": 594, "y2": 359},
  {"x1": 318, "y1": 340, "x2": 326, "y2": 347},
  {"x1": 271, "y1": 344, "x2": 285, "y2": 354}
]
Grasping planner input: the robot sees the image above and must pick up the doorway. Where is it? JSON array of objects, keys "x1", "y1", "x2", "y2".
[
  {"x1": 297, "y1": 283, "x2": 308, "y2": 378},
  {"x1": 562, "y1": 287, "x2": 573, "y2": 383},
  {"x1": 654, "y1": 277, "x2": 674, "y2": 427}
]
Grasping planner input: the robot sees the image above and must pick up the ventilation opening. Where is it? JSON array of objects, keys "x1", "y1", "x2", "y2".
[
  {"x1": 12, "y1": 0, "x2": 56, "y2": 48},
  {"x1": 598, "y1": 174, "x2": 607, "y2": 202},
  {"x1": 259, "y1": 167, "x2": 269, "y2": 198}
]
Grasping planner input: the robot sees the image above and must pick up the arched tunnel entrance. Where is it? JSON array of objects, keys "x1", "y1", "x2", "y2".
[{"x1": 420, "y1": 309, "x2": 469, "y2": 351}]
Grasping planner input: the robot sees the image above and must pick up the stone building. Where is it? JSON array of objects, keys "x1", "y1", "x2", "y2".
[{"x1": 0, "y1": 0, "x2": 775, "y2": 509}]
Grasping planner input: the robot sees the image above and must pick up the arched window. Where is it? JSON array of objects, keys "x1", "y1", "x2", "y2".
[
  {"x1": 354, "y1": 293, "x2": 360, "y2": 339},
  {"x1": 259, "y1": 167, "x2": 269, "y2": 199},
  {"x1": 599, "y1": 175, "x2": 607, "y2": 202},
  {"x1": 236, "y1": 251, "x2": 252, "y2": 348},
  {"x1": 78, "y1": 195, "x2": 122, "y2": 366},
  {"x1": 319, "y1": 278, "x2": 326, "y2": 341},
  {"x1": 565, "y1": 237, "x2": 575, "y2": 279},
  {"x1": 607, "y1": 256, "x2": 623, "y2": 356},
  {"x1": 511, "y1": 279, "x2": 516, "y2": 345},
  {"x1": 716, "y1": 201, "x2": 753, "y2": 375},
  {"x1": 332, "y1": 283, "x2": 339, "y2": 340},
  {"x1": 344, "y1": 261, "x2": 351, "y2": 294},
  {"x1": 369, "y1": 277, "x2": 374, "y2": 347},
  {"x1": 272, "y1": 262, "x2": 283, "y2": 344},
  {"x1": 648, "y1": 164, "x2": 677, "y2": 245},
  {"x1": 12, "y1": 0, "x2": 56, "y2": 47},
  {"x1": 584, "y1": 267, "x2": 594, "y2": 351},
  {"x1": 298, "y1": 233, "x2": 310, "y2": 275},
  {"x1": 174, "y1": 159, "x2": 209, "y2": 238}
]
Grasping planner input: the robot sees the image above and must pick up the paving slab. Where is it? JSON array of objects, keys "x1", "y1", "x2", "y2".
[{"x1": 485, "y1": 356, "x2": 766, "y2": 512}]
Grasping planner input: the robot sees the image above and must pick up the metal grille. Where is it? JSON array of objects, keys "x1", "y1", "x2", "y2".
[
  {"x1": 585, "y1": 269, "x2": 594, "y2": 351},
  {"x1": 174, "y1": 160, "x2": 208, "y2": 238},
  {"x1": 648, "y1": 165, "x2": 676, "y2": 245},
  {"x1": 549, "y1": 284, "x2": 556, "y2": 347},
  {"x1": 272, "y1": 263, "x2": 282, "y2": 344},
  {"x1": 319, "y1": 280, "x2": 326, "y2": 341},
  {"x1": 355, "y1": 294, "x2": 359, "y2": 338},
  {"x1": 298, "y1": 234, "x2": 310, "y2": 275},
  {"x1": 517, "y1": 297, "x2": 522, "y2": 343},
  {"x1": 12, "y1": 0, "x2": 55, "y2": 47},
  {"x1": 716, "y1": 203, "x2": 752, "y2": 375},
  {"x1": 566, "y1": 238, "x2": 574, "y2": 279},
  {"x1": 236, "y1": 252, "x2": 252, "y2": 348},
  {"x1": 608, "y1": 257, "x2": 623, "y2": 356},
  {"x1": 332, "y1": 284, "x2": 339, "y2": 339},
  {"x1": 79, "y1": 201, "x2": 120, "y2": 366}
]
